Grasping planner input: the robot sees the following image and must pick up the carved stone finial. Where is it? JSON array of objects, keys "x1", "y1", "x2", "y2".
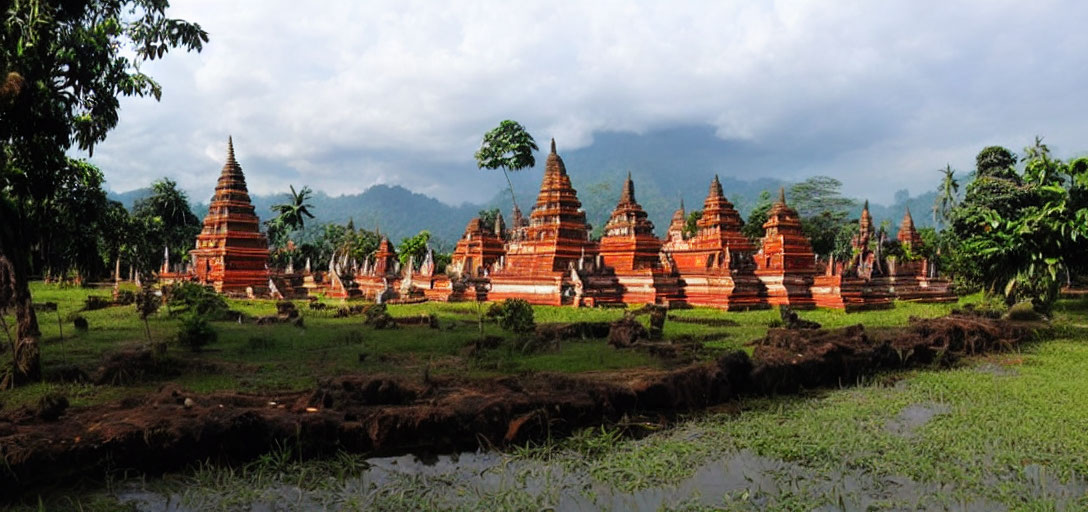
[
  {"x1": 777, "y1": 187, "x2": 787, "y2": 205},
  {"x1": 620, "y1": 172, "x2": 636, "y2": 204},
  {"x1": 550, "y1": 138, "x2": 556, "y2": 154}
]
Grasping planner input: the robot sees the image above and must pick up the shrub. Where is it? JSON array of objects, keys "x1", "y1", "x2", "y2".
[
  {"x1": 167, "y1": 282, "x2": 230, "y2": 319},
  {"x1": 495, "y1": 299, "x2": 535, "y2": 334},
  {"x1": 177, "y1": 312, "x2": 218, "y2": 352},
  {"x1": 83, "y1": 295, "x2": 112, "y2": 311}
]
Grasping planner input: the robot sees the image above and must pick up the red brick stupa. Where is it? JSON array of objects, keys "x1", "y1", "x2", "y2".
[
  {"x1": 190, "y1": 137, "x2": 270, "y2": 294},
  {"x1": 755, "y1": 188, "x2": 816, "y2": 307},
  {"x1": 449, "y1": 214, "x2": 506, "y2": 278},
  {"x1": 896, "y1": 207, "x2": 924, "y2": 249},
  {"x1": 489, "y1": 139, "x2": 596, "y2": 305},
  {"x1": 663, "y1": 176, "x2": 765, "y2": 309},
  {"x1": 595, "y1": 173, "x2": 680, "y2": 305}
]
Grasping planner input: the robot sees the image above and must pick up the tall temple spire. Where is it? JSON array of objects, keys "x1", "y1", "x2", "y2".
[
  {"x1": 708, "y1": 174, "x2": 724, "y2": 199},
  {"x1": 191, "y1": 136, "x2": 269, "y2": 292},
  {"x1": 550, "y1": 138, "x2": 556, "y2": 154},
  {"x1": 620, "y1": 171, "x2": 636, "y2": 204},
  {"x1": 777, "y1": 187, "x2": 787, "y2": 205}
]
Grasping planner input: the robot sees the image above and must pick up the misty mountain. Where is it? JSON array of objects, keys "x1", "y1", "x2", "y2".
[{"x1": 109, "y1": 126, "x2": 943, "y2": 249}]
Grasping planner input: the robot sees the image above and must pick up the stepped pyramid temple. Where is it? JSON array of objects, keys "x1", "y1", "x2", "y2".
[
  {"x1": 754, "y1": 189, "x2": 817, "y2": 307},
  {"x1": 488, "y1": 140, "x2": 598, "y2": 305},
  {"x1": 189, "y1": 137, "x2": 271, "y2": 295},
  {"x1": 662, "y1": 175, "x2": 765, "y2": 309},
  {"x1": 164, "y1": 136, "x2": 955, "y2": 308},
  {"x1": 592, "y1": 173, "x2": 680, "y2": 305}
]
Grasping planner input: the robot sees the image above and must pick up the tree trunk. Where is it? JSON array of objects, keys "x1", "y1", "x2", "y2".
[
  {"x1": 0, "y1": 247, "x2": 41, "y2": 386},
  {"x1": 502, "y1": 167, "x2": 520, "y2": 215}
]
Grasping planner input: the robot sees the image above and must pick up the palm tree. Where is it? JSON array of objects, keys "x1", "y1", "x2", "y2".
[
  {"x1": 933, "y1": 165, "x2": 959, "y2": 227},
  {"x1": 270, "y1": 185, "x2": 316, "y2": 232},
  {"x1": 474, "y1": 120, "x2": 539, "y2": 215}
]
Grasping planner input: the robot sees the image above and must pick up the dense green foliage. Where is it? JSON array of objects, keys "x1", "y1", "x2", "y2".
[
  {"x1": 475, "y1": 120, "x2": 538, "y2": 214},
  {"x1": 396, "y1": 230, "x2": 430, "y2": 267},
  {"x1": 946, "y1": 140, "x2": 1088, "y2": 310},
  {"x1": 166, "y1": 282, "x2": 229, "y2": 319},
  {"x1": 132, "y1": 178, "x2": 201, "y2": 270},
  {"x1": 492, "y1": 298, "x2": 536, "y2": 334},
  {"x1": 742, "y1": 190, "x2": 773, "y2": 241},
  {"x1": 1, "y1": 0, "x2": 206, "y2": 384},
  {"x1": 788, "y1": 177, "x2": 857, "y2": 257},
  {"x1": 266, "y1": 185, "x2": 315, "y2": 250},
  {"x1": 176, "y1": 311, "x2": 217, "y2": 352}
]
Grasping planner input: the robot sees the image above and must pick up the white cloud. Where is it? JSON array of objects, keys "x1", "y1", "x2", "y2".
[{"x1": 87, "y1": 0, "x2": 1088, "y2": 203}]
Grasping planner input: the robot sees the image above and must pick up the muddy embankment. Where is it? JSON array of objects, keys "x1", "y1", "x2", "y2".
[{"x1": 0, "y1": 313, "x2": 1033, "y2": 498}]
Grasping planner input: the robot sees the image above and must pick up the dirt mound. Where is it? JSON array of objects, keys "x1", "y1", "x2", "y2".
[
  {"x1": 0, "y1": 314, "x2": 1036, "y2": 500},
  {"x1": 93, "y1": 347, "x2": 180, "y2": 386},
  {"x1": 608, "y1": 314, "x2": 648, "y2": 347},
  {"x1": 667, "y1": 315, "x2": 740, "y2": 327},
  {"x1": 749, "y1": 314, "x2": 1029, "y2": 394},
  {"x1": 534, "y1": 322, "x2": 612, "y2": 341}
]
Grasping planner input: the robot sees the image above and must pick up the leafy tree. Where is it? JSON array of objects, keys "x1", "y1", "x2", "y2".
[
  {"x1": 474, "y1": 120, "x2": 538, "y2": 215},
  {"x1": 933, "y1": 164, "x2": 959, "y2": 227},
  {"x1": 742, "y1": 190, "x2": 773, "y2": 241},
  {"x1": 684, "y1": 210, "x2": 702, "y2": 238},
  {"x1": 34, "y1": 159, "x2": 114, "y2": 281},
  {"x1": 787, "y1": 176, "x2": 856, "y2": 257},
  {"x1": 132, "y1": 178, "x2": 201, "y2": 269},
  {"x1": 477, "y1": 208, "x2": 500, "y2": 232},
  {"x1": 947, "y1": 145, "x2": 1034, "y2": 287},
  {"x1": 950, "y1": 141, "x2": 1088, "y2": 311},
  {"x1": 975, "y1": 146, "x2": 1020, "y2": 182},
  {"x1": 1, "y1": 0, "x2": 207, "y2": 385},
  {"x1": 269, "y1": 185, "x2": 315, "y2": 239},
  {"x1": 99, "y1": 199, "x2": 134, "y2": 281},
  {"x1": 397, "y1": 230, "x2": 431, "y2": 267},
  {"x1": 788, "y1": 176, "x2": 856, "y2": 220}
]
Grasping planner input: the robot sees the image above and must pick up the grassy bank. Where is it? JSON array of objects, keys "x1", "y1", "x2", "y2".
[{"x1": 1, "y1": 282, "x2": 966, "y2": 410}]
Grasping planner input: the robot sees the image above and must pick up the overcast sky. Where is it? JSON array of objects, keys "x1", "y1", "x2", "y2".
[{"x1": 88, "y1": 0, "x2": 1088, "y2": 205}]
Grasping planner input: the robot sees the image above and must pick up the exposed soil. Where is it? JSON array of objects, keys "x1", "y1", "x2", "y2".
[{"x1": 0, "y1": 313, "x2": 1035, "y2": 498}]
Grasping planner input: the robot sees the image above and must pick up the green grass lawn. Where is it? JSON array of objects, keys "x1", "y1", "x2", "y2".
[{"x1": 0, "y1": 282, "x2": 972, "y2": 411}]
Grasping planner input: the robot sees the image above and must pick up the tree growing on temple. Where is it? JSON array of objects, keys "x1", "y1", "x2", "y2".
[
  {"x1": 474, "y1": 120, "x2": 538, "y2": 216},
  {"x1": 1, "y1": 0, "x2": 207, "y2": 386}
]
